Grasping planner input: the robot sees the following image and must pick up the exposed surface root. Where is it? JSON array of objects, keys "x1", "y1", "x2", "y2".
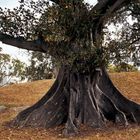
[{"x1": 10, "y1": 66, "x2": 140, "y2": 136}]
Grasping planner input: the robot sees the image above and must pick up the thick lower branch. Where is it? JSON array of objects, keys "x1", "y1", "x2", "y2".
[{"x1": 0, "y1": 33, "x2": 47, "y2": 52}]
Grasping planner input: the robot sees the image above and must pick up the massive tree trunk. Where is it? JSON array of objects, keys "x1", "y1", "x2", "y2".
[{"x1": 10, "y1": 65, "x2": 140, "y2": 136}]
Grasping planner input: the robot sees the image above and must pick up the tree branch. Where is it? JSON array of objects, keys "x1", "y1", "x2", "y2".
[
  {"x1": 90, "y1": 0, "x2": 131, "y2": 42},
  {"x1": 130, "y1": 37, "x2": 140, "y2": 45},
  {"x1": 50, "y1": 0, "x2": 59, "y2": 4},
  {"x1": 49, "y1": 0, "x2": 67, "y2": 7},
  {"x1": 91, "y1": 0, "x2": 130, "y2": 15},
  {"x1": 0, "y1": 33, "x2": 49, "y2": 53}
]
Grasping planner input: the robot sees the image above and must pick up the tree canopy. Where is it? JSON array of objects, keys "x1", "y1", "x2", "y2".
[{"x1": 0, "y1": 0, "x2": 139, "y2": 70}]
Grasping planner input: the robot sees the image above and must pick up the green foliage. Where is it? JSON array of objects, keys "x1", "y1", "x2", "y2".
[
  {"x1": 108, "y1": 63, "x2": 138, "y2": 73},
  {"x1": 0, "y1": 47, "x2": 26, "y2": 86}
]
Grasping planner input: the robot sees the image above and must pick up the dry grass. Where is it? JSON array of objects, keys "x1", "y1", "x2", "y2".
[
  {"x1": 0, "y1": 79, "x2": 54, "y2": 107},
  {"x1": 0, "y1": 72, "x2": 140, "y2": 140},
  {"x1": 110, "y1": 72, "x2": 140, "y2": 103}
]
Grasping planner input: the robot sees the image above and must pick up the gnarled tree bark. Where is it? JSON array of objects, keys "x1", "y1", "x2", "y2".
[{"x1": 9, "y1": 65, "x2": 140, "y2": 136}]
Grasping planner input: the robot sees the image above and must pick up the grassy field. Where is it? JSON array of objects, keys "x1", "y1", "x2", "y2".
[{"x1": 0, "y1": 72, "x2": 140, "y2": 140}]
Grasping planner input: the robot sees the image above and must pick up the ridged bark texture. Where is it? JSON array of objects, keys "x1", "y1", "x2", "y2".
[{"x1": 10, "y1": 66, "x2": 140, "y2": 136}]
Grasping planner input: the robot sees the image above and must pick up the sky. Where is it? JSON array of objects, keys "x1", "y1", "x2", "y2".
[
  {"x1": 0, "y1": 0, "x2": 97, "y2": 63},
  {"x1": 0, "y1": 0, "x2": 19, "y2": 9}
]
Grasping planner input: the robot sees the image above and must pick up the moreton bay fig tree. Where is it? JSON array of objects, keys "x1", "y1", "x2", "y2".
[{"x1": 0, "y1": 0, "x2": 140, "y2": 136}]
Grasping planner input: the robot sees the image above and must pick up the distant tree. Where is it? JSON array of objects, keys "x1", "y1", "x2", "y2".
[
  {"x1": 0, "y1": 47, "x2": 26, "y2": 86},
  {"x1": 26, "y1": 51, "x2": 54, "y2": 81},
  {"x1": 0, "y1": 0, "x2": 140, "y2": 136},
  {"x1": 108, "y1": 63, "x2": 138, "y2": 73}
]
